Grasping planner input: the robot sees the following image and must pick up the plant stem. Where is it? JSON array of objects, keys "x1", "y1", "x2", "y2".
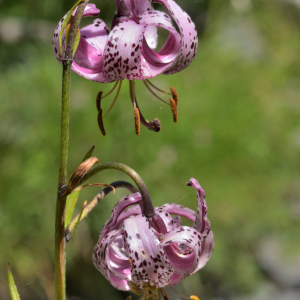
[
  {"x1": 54, "y1": 2, "x2": 88, "y2": 300},
  {"x1": 78, "y1": 162, "x2": 155, "y2": 218}
]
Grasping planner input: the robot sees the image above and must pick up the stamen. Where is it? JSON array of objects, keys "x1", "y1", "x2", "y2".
[
  {"x1": 169, "y1": 86, "x2": 179, "y2": 106},
  {"x1": 169, "y1": 98, "x2": 178, "y2": 122},
  {"x1": 143, "y1": 80, "x2": 170, "y2": 105},
  {"x1": 101, "y1": 80, "x2": 120, "y2": 100},
  {"x1": 103, "y1": 80, "x2": 122, "y2": 117},
  {"x1": 130, "y1": 80, "x2": 161, "y2": 132},
  {"x1": 95, "y1": 91, "x2": 106, "y2": 136},
  {"x1": 134, "y1": 107, "x2": 141, "y2": 135},
  {"x1": 146, "y1": 80, "x2": 172, "y2": 96}
]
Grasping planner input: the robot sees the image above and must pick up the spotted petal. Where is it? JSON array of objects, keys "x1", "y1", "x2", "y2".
[
  {"x1": 193, "y1": 230, "x2": 214, "y2": 273},
  {"x1": 186, "y1": 177, "x2": 211, "y2": 237},
  {"x1": 93, "y1": 229, "x2": 131, "y2": 287},
  {"x1": 140, "y1": 10, "x2": 181, "y2": 78},
  {"x1": 151, "y1": 0, "x2": 198, "y2": 74},
  {"x1": 161, "y1": 226, "x2": 203, "y2": 277},
  {"x1": 103, "y1": 21, "x2": 146, "y2": 81},
  {"x1": 100, "y1": 192, "x2": 142, "y2": 240},
  {"x1": 123, "y1": 215, "x2": 174, "y2": 288}
]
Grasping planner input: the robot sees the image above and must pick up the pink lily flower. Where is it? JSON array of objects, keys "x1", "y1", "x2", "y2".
[
  {"x1": 52, "y1": 0, "x2": 198, "y2": 134},
  {"x1": 93, "y1": 178, "x2": 214, "y2": 293}
]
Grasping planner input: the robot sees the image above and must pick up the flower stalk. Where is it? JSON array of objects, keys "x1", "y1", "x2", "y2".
[{"x1": 54, "y1": 2, "x2": 88, "y2": 300}]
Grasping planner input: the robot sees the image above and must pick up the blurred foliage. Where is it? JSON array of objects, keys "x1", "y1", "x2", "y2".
[{"x1": 1, "y1": 0, "x2": 300, "y2": 299}]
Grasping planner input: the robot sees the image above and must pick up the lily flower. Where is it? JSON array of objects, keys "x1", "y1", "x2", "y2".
[
  {"x1": 53, "y1": 0, "x2": 198, "y2": 134},
  {"x1": 93, "y1": 178, "x2": 214, "y2": 296}
]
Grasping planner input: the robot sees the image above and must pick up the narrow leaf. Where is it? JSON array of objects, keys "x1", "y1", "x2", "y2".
[
  {"x1": 65, "y1": 190, "x2": 80, "y2": 227},
  {"x1": 7, "y1": 262, "x2": 21, "y2": 300},
  {"x1": 58, "y1": 0, "x2": 84, "y2": 57},
  {"x1": 73, "y1": 28, "x2": 81, "y2": 57},
  {"x1": 81, "y1": 145, "x2": 95, "y2": 163},
  {"x1": 68, "y1": 200, "x2": 87, "y2": 240}
]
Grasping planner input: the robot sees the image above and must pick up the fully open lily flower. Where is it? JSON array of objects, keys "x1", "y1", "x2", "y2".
[
  {"x1": 53, "y1": 0, "x2": 198, "y2": 134},
  {"x1": 93, "y1": 178, "x2": 214, "y2": 295}
]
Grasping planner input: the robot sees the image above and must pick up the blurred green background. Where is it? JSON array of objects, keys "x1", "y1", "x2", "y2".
[{"x1": 1, "y1": 0, "x2": 300, "y2": 299}]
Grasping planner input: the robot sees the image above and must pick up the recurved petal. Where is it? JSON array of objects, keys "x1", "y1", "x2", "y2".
[
  {"x1": 139, "y1": 10, "x2": 181, "y2": 78},
  {"x1": 103, "y1": 21, "x2": 146, "y2": 81},
  {"x1": 161, "y1": 226, "x2": 203, "y2": 276},
  {"x1": 186, "y1": 178, "x2": 210, "y2": 236},
  {"x1": 123, "y1": 215, "x2": 174, "y2": 288},
  {"x1": 94, "y1": 229, "x2": 131, "y2": 281},
  {"x1": 193, "y1": 230, "x2": 214, "y2": 273},
  {"x1": 160, "y1": 203, "x2": 196, "y2": 222},
  {"x1": 107, "y1": 272, "x2": 130, "y2": 291},
  {"x1": 151, "y1": 0, "x2": 198, "y2": 74},
  {"x1": 154, "y1": 207, "x2": 177, "y2": 233},
  {"x1": 100, "y1": 193, "x2": 142, "y2": 240}
]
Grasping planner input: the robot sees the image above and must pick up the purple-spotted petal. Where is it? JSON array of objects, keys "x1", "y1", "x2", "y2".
[
  {"x1": 100, "y1": 193, "x2": 142, "y2": 240},
  {"x1": 103, "y1": 21, "x2": 146, "y2": 81},
  {"x1": 123, "y1": 215, "x2": 174, "y2": 288},
  {"x1": 94, "y1": 229, "x2": 131, "y2": 281},
  {"x1": 160, "y1": 203, "x2": 196, "y2": 222},
  {"x1": 186, "y1": 178, "x2": 210, "y2": 236},
  {"x1": 161, "y1": 226, "x2": 203, "y2": 276},
  {"x1": 151, "y1": 0, "x2": 198, "y2": 74},
  {"x1": 139, "y1": 10, "x2": 181, "y2": 78},
  {"x1": 193, "y1": 230, "x2": 214, "y2": 273},
  {"x1": 154, "y1": 207, "x2": 177, "y2": 233}
]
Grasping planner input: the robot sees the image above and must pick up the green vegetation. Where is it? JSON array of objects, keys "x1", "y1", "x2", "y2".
[{"x1": 1, "y1": 0, "x2": 300, "y2": 299}]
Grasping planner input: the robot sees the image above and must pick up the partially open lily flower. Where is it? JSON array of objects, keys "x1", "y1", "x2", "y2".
[
  {"x1": 93, "y1": 178, "x2": 214, "y2": 297},
  {"x1": 53, "y1": 0, "x2": 198, "y2": 134}
]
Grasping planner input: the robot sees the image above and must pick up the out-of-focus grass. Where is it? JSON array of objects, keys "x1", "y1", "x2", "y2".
[{"x1": 1, "y1": 0, "x2": 300, "y2": 299}]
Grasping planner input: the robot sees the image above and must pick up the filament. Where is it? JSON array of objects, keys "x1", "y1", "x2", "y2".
[
  {"x1": 103, "y1": 80, "x2": 123, "y2": 117},
  {"x1": 143, "y1": 80, "x2": 170, "y2": 105}
]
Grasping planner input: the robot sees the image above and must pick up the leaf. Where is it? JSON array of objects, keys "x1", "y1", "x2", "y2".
[
  {"x1": 7, "y1": 262, "x2": 21, "y2": 300},
  {"x1": 73, "y1": 28, "x2": 81, "y2": 57},
  {"x1": 67, "y1": 200, "x2": 87, "y2": 241},
  {"x1": 81, "y1": 145, "x2": 95, "y2": 163},
  {"x1": 65, "y1": 190, "x2": 80, "y2": 228},
  {"x1": 58, "y1": 0, "x2": 84, "y2": 57}
]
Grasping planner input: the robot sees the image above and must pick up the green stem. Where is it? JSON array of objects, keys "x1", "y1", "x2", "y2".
[
  {"x1": 78, "y1": 162, "x2": 155, "y2": 218},
  {"x1": 54, "y1": 2, "x2": 88, "y2": 300}
]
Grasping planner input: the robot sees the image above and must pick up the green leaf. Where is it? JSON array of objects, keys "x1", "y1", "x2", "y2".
[
  {"x1": 73, "y1": 29, "x2": 81, "y2": 57},
  {"x1": 7, "y1": 262, "x2": 21, "y2": 300},
  {"x1": 58, "y1": 0, "x2": 84, "y2": 57},
  {"x1": 65, "y1": 190, "x2": 80, "y2": 227},
  {"x1": 81, "y1": 145, "x2": 95, "y2": 163}
]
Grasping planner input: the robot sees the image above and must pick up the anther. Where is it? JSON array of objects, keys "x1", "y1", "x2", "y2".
[
  {"x1": 96, "y1": 91, "x2": 106, "y2": 136},
  {"x1": 169, "y1": 98, "x2": 178, "y2": 122},
  {"x1": 169, "y1": 86, "x2": 179, "y2": 106},
  {"x1": 134, "y1": 107, "x2": 141, "y2": 135}
]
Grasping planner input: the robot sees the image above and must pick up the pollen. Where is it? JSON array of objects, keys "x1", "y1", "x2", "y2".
[
  {"x1": 129, "y1": 259, "x2": 132, "y2": 264},
  {"x1": 190, "y1": 296, "x2": 199, "y2": 300},
  {"x1": 169, "y1": 98, "x2": 178, "y2": 122},
  {"x1": 169, "y1": 86, "x2": 179, "y2": 106},
  {"x1": 134, "y1": 107, "x2": 141, "y2": 135}
]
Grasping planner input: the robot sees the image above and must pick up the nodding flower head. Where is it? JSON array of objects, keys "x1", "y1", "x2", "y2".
[
  {"x1": 53, "y1": 0, "x2": 198, "y2": 135},
  {"x1": 92, "y1": 178, "x2": 214, "y2": 298}
]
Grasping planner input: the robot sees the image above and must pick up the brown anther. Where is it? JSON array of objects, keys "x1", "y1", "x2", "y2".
[
  {"x1": 96, "y1": 91, "x2": 102, "y2": 112},
  {"x1": 96, "y1": 91, "x2": 106, "y2": 136},
  {"x1": 169, "y1": 98, "x2": 178, "y2": 122},
  {"x1": 170, "y1": 86, "x2": 179, "y2": 106},
  {"x1": 97, "y1": 109, "x2": 106, "y2": 136},
  {"x1": 134, "y1": 107, "x2": 141, "y2": 135}
]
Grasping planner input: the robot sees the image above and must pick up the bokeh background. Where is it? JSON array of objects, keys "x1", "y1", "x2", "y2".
[{"x1": 1, "y1": 0, "x2": 300, "y2": 299}]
